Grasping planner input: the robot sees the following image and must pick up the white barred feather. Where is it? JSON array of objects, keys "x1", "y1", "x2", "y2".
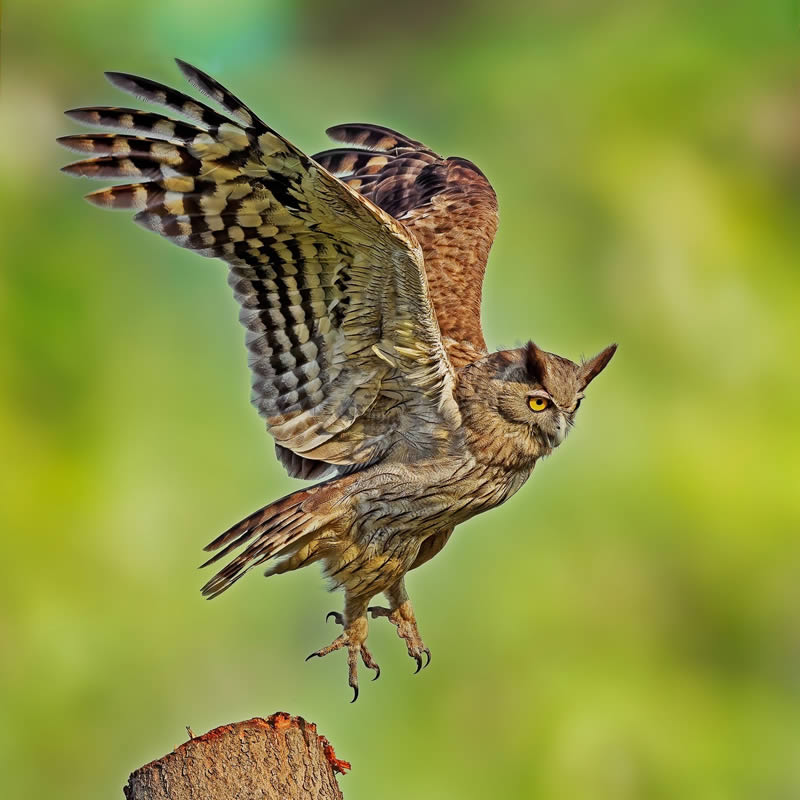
[{"x1": 60, "y1": 59, "x2": 460, "y2": 478}]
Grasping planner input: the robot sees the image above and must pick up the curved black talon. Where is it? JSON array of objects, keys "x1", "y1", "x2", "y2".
[
  {"x1": 326, "y1": 611, "x2": 343, "y2": 625},
  {"x1": 305, "y1": 652, "x2": 320, "y2": 662},
  {"x1": 371, "y1": 665, "x2": 381, "y2": 681},
  {"x1": 351, "y1": 685, "x2": 359, "y2": 703},
  {"x1": 414, "y1": 654, "x2": 423, "y2": 674},
  {"x1": 423, "y1": 649, "x2": 432, "y2": 668}
]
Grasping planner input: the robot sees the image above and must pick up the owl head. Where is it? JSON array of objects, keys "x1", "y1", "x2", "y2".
[{"x1": 464, "y1": 341, "x2": 617, "y2": 465}]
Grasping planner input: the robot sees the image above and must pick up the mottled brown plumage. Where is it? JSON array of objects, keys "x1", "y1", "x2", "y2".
[
  {"x1": 60, "y1": 60, "x2": 616, "y2": 700},
  {"x1": 313, "y1": 131, "x2": 497, "y2": 362}
]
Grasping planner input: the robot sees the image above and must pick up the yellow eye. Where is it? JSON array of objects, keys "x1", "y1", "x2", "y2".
[{"x1": 528, "y1": 396, "x2": 550, "y2": 412}]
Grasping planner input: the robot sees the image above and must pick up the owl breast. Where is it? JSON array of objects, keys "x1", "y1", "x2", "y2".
[{"x1": 321, "y1": 457, "x2": 533, "y2": 595}]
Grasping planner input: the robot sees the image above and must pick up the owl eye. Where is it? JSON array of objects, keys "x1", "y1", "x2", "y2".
[{"x1": 528, "y1": 396, "x2": 550, "y2": 412}]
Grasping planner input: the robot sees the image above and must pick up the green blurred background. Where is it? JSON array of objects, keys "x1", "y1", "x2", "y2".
[{"x1": 2, "y1": 1, "x2": 799, "y2": 798}]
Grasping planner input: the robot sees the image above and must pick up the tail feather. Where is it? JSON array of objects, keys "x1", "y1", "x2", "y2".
[
  {"x1": 200, "y1": 485, "x2": 331, "y2": 599},
  {"x1": 200, "y1": 506, "x2": 305, "y2": 569}
]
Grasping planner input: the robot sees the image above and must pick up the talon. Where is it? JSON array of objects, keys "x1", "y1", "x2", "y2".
[
  {"x1": 326, "y1": 611, "x2": 343, "y2": 625},
  {"x1": 371, "y1": 665, "x2": 381, "y2": 681},
  {"x1": 305, "y1": 652, "x2": 320, "y2": 661},
  {"x1": 370, "y1": 599, "x2": 431, "y2": 673},
  {"x1": 308, "y1": 620, "x2": 375, "y2": 700}
]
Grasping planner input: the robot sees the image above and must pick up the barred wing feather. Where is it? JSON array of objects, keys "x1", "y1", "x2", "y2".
[
  {"x1": 60, "y1": 60, "x2": 460, "y2": 475},
  {"x1": 313, "y1": 124, "x2": 499, "y2": 366}
]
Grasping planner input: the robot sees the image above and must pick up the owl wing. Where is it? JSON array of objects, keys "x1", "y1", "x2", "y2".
[
  {"x1": 60, "y1": 60, "x2": 461, "y2": 477},
  {"x1": 312, "y1": 125, "x2": 499, "y2": 366}
]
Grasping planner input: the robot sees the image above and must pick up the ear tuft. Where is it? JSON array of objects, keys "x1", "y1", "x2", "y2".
[
  {"x1": 579, "y1": 343, "x2": 617, "y2": 389},
  {"x1": 524, "y1": 341, "x2": 548, "y2": 384}
]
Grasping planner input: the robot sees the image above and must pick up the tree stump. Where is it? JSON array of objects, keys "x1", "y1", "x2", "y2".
[{"x1": 123, "y1": 714, "x2": 350, "y2": 799}]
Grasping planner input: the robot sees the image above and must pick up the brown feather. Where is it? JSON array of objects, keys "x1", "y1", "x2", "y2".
[
  {"x1": 200, "y1": 483, "x2": 330, "y2": 597},
  {"x1": 313, "y1": 130, "x2": 498, "y2": 365}
]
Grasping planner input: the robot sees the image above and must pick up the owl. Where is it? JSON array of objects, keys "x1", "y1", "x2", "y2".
[{"x1": 60, "y1": 60, "x2": 616, "y2": 700}]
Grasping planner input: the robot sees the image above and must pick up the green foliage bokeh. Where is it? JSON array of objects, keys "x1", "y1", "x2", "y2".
[{"x1": 2, "y1": 2, "x2": 799, "y2": 798}]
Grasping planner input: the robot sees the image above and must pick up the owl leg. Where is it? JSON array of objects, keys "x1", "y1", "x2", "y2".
[
  {"x1": 369, "y1": 579, "x2": 431, "y2": 673},
  {"x1": 306, "y1": 593, "x2": 379, "y2": 702}
]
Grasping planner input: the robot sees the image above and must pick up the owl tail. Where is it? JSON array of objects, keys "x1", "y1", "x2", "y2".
[{"x1": 199, "y1": 482, "x2": 335, "y2": 599}]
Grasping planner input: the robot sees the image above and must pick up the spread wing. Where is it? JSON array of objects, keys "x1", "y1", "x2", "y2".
[
  {"x1": 312, "y1": 125, "x2": 499, "y2": 366},
  {"x1": 59, "y1": 60, "x2": 461, "y2": 478}
]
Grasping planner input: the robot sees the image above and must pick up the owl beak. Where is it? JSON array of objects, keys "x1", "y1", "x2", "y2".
[
  {"x1": 578, "y1": 344, "x2": 617, "y2": 390},
  {"x1": 553, "y1": 416, "x2": 567, "y2": 446}
]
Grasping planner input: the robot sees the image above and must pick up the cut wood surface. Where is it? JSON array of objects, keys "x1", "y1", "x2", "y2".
[{"x1": 123, "y1": 714, "x2": 349, "y2": 799}]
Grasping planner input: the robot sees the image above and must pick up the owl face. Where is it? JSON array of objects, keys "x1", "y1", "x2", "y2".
[
  {"x1": 494, "y1": 371, "x2": 576, "y2": 453},
  {"x1": 487, "y1": 341, "x2": 617, "y2": 458},
  {"x1": 522, "y1": 388, "x2": 575, "y2": 449}
]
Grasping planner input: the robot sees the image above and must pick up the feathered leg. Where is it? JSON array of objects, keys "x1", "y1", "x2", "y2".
[
  {"x1": 369, "y1": 578, "x2": 431, "y2": 672},
  {"x1": 306, "y1": 593, "x2": 379, "y2": 702}
]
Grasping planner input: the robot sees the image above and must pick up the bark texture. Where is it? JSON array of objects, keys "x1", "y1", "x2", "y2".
[{"x1": 123, "y1": 714, "x2": 348, "y2": 800}]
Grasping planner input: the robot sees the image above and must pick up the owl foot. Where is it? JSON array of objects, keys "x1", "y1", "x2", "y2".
[
  {"x1": 369, "y1": 601, "x2": 431, "y2": 673},
  {"x1": 306, "y1": 614, "x2": 380, "y2": 701}
]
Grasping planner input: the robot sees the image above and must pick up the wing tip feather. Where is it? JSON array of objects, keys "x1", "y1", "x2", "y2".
[
  {"x1": 64, "y1": 108, "x2": 89, "y2": 122},
  {"x1": 103, "y1": 70, "x2": 128, "y2": 89},
  {"x1": 173, "y1": 57, "x2": 196, "y2": 80},
  {"x1": 60, "y1": 161, "x2": 86, "y2": 176},
  {"x1": 84, "y1": 187, "x2": 116, "y2": 207},
  {"x1": 56, "y1": 135, "x2": 82, "y2": 152}
]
